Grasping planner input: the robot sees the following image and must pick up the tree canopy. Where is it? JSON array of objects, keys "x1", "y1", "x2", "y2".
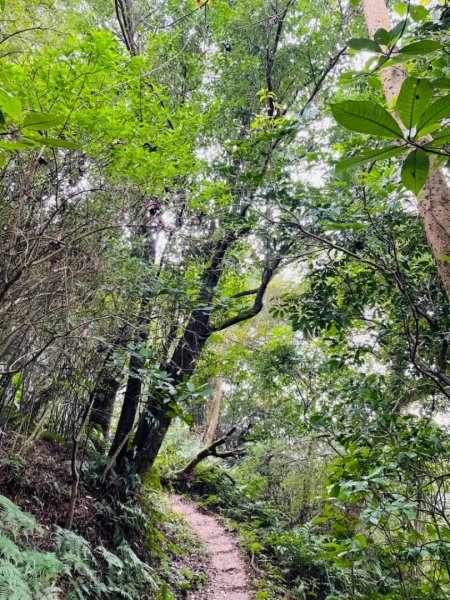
[{"x1": 1, "y1": 0, "x2": 450, "y2": 598}]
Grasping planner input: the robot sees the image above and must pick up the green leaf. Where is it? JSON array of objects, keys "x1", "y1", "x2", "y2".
[
  {"x1": 374, "y1": 28, "x2": 391, "y2": 46},
  {"x1": 399, "y1": 40, "x2": 441, "y2": 56},
  {"x1": 347, "y1": 38, "x2": 381, "y2": 53},
  {"x1": 0, "y1": 140, "x2": 37, "y2": 150},
  {"x1": 374, "y1": 54, "x2": 411, "y2": 71},
  {"x1": 432, "y1": 77, "x2": 450, "y2": 90},
  {"x1": 182, "y1": 413, "x2": 193, "y2": 426},
  {"x1": 32, "y1": 136, "x2": 79, "y2": 149},
  {"x1": 396, "y1": 77, "x2": 433, "y2": 130},
  {"x1": 321, "y1": 221, "x2": 366, "y2": 231},
  {"x1": 0, "y1": 111, "x2": 4, "y2": 127},
  {"x1": 331, "y1": 101, "x2": 403, "y2": 139},
  {"x1": 0, "y1": 91, "x2": 22, "y2": 119},
  {"x1": 433, "y1": 154, "x2": 448, "y2": 170},
  {"x1": 336, "y1": 144, "x2": 406, "y2": 173},
  {"x1": 387, "y1": 19, "x2": 408, "y2": 44},
  {"x1": 22, "y1": 113, "x2": 65, "y2": 130},
  {"x1": 410, "y1": 5, "x2": 428, "y2": 21},
  {"x1": 367, "y1": 76, "x2": 382, "y2": 91},
  {"x1": 401, "y1": 149, "x2": 429, "y2": 195},
  {"x1": 416, "y1": 94, "x2": 450, "y2": 137},
  {"x1": 395, "y1": 3, "x2": 408, "y2": 16},
  {"x1": 427, "y1": 126, "x2": 450, "y2": 147},
  {"x1": 352, "y1": 534, "x2": 368, "y2": 549}
]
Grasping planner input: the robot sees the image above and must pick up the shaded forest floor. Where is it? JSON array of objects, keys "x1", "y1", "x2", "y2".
[
  {"x1": 172, "y1": 494, "x2": 254, "y2": 599},
  {"x1": 0, "y1": 429, "x2": 216, "y2": 597},
  {"x1": 0, "y1": 433, "x2": 103, "y2": 544}
]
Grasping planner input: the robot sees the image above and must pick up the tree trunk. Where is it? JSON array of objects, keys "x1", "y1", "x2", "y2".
[
  {"x1": 90, "y1": 326, "x2": 130, "y2": 438},
  {"x1": 108, "y1": 225, "x2": 158, "y2": 464},
  {"x1": 129, "y1": 309, "x2": 211, "y2": 476},
  {"x1": 297, "y1": 439, "x2": 314, "y2": 523},
  {"x1": 90, "y1": 362, "x2": 122, "y2": 439},
  {"x1": 362, "y1": 0, "x2": 450, "y2": 301},
  {"x1": 108, "y1": 343, "x2": 146, "y2": 464},
  {"x1": 127, "y1": 234, "x2": 235, "y2": 476},
  {"x1": 127, "y1": 400, "x2": 172, "y2": 476},
  {"x1": 202, "y1": 374, "x2": 224, "y2": 446},
  {"x1": 127, "y1": 235, "x2": 283, "y2": 478}
]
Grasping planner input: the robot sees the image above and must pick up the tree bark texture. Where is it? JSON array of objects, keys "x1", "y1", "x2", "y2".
[{"x1": 202, "y1": 374, "x2": 224, "y2": 446}]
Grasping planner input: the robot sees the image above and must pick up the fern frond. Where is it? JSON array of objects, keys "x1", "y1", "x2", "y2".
[
  {"x1": 65, "y1": 576, "x2": 107, "y2": 600},
  {"x1": 36, "y1": 584, "x2": 62, "y2": 600},
  {"x1": 118, "y1": 544, "x2": 157, "y2": 589},
  {"x1": 0, "y1": 534, "x2": 22, "y2": 563},
  {"x1": 0, "y1": 560, "x2": 32, "y2": 600},
  {"x1": 96, "y1": 546, "x2": 124, "y2": 570},
  {"x1": 19, "y1": 549, "x2": 67, "y2": 587},
  {"x1": 105, "y1": 585, "x2": 133, "y2": 599},
  {"x1": 0, "y1": 496, "x2": 41, "y2": 539},
  {"x1": 53, "y1": 527, "x2": 94, "y2": 564}
]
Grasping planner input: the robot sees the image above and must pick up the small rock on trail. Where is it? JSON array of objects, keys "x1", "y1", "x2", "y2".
[{"x1": 172, "y1": 494, "x2": 253, "y2": 599}]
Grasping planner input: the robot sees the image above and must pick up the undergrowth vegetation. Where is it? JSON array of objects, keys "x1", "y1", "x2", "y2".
[
  {"x1": 0, "y1": 434, "x2": 209, "y2": 599},
  {"x1": 163, "y1": 419, "x2": 450, "y2": 600},
  {"x1": 1, "y1": 0, "x2": 450, "y2": 598},
  {"x1": 0, "y1": 493, "x2": 160, "y2": 600},
  {"x1": 0, "y1": 482, "x2": 209, "y2": 600}
]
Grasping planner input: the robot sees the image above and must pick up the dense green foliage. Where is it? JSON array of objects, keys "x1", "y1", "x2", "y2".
[{"x1": 1, "y1": 0, "x2": 450, "y2": 598}]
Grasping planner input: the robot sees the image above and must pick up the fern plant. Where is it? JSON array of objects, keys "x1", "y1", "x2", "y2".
[
  {"x1": 0, "y1": 533, "x2": 22, "y2": 562},
  {"x1": 0, "y1": 560, "x2": 33, "y2": 600},
  {"x1": 0, "y1": 494, "x2": 170, "y2": 599},
  {"x1": 0, "y1": 495, "x2": 41, "y2": 540},
  {"x1": 19, "y1": 549, "x2": 67, "y2": 590},
  {"x1": 0, "y1": 496, "x2": 67, "y2": 600}
]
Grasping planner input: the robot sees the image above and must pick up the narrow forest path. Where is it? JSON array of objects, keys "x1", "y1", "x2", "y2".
[{"x1": 172, "y1": 494, "x2": 253, "y2": 599}]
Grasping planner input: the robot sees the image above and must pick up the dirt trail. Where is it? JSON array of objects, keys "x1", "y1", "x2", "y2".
[{"x1": 172, "y1": 494, "x2": 253, "y2": 599}]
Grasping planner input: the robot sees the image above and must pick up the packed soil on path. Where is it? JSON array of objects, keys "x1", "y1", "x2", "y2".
[{"x1": 172, "y1": 494, "x2": 253, "y2": 599}]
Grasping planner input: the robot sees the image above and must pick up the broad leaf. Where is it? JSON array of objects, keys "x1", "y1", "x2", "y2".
[
  {"x1": 396, "y1": 77, "x2": 433, "y2": 130},
  {"x1": 399, "y1": 40, "x2": 441, "y2": 55},
  {"x1": 336, "y1": 145, "x2": 406, "y2": 173},
  {"x1": 22, "y1": 113, "x2": 65, "y2": 130},
  {"x1": 331, "y1": 101, "x2": 403, "y2": 139},
  {"x1": 0, "y1": 140, "x2": 37, "y2": 150},
  {"x1": 428, "y1": 126, "x2": 450, "y2": 146},
  {"x1": 410, "y1": 5, "x2": 428, "y2": 21},
  {"x1": 401, "y1": 149, "x2": 429, "y2": 195},
  {"x1": 387, "y1": 19, "x2": 408, "y2": 44},
  {"x1": 416, "y1": 94, "x2": 450, "y2": 137},
  {"x1": 432, "y1": 77, "x2": 450, "y2": 90},
  {"x1": 33, "y1": 136, "x2": 79, "y2": 149},
  {"x1": 0, "y1": 91, "x2": 22, "y2": 119},
  {"x1": 322, "y1": 221, "x2": 366, "y2": 231},
  {"x1": 374, "y1": 28, "x2": 391, "y2": 46},
  {"x1": 375, "y1": 55, "x2": 411, "y2": 70},
  {"x1": 347, "y1": 38, "x2": 381, "y2": 53}
]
